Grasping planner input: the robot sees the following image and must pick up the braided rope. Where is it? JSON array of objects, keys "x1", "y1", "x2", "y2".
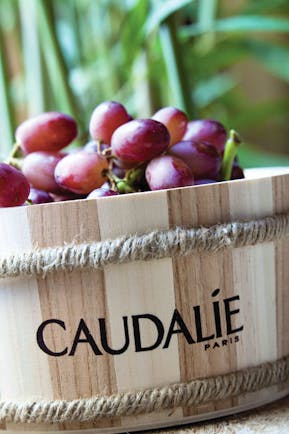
[
  {"x1": 0, "y1": 212, "x2": 289, "y2": 279},
  {"x1": 0, "y1": 355, "x2": 288, "y2": 424}
]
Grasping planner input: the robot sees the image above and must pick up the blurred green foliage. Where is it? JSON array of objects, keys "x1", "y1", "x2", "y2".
[{"x1": 1, "y1": 0, "x2": 289, "y2": 167}]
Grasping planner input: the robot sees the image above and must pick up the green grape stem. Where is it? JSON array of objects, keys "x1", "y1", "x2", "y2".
[
  {"x1": 126, "y1": 166, "x2": 145, "y2": 186},
  {"x1": 9, "y1": 143, "x2": 22, "y2": 159},
  {"x1": 221, "y1": 130, "x2": 242, "y2": 181},
  {"x1": 4, "y1": 157, "x2": 23, "y2": 171},
  {"x1": 117, "y1": 181, "x2": 134, "y2": 194}
]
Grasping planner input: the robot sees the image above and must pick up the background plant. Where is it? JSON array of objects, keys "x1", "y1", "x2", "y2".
[{"x1": 1, "y1": 0, "x2": 289, "y2": 167}]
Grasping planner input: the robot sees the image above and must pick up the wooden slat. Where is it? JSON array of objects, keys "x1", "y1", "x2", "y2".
[
  {"x1": 27, "y1": 200, "x2": 119, "y2": 431},
  {"x1": 96, "y1": 192, "x2": 183, "y2": 428},
  {"x1": 228, "y1": 177, "x2": 277, "y2": 406},
  {"x1": 272, "y1": 174, "x2": 289, "y2": 394},
  {"x1": 0, "y1": 206, "x2": 53, "y2": 432},
  {"x1": 167, "y1": 183, "x2": 237, "y2": 416}
]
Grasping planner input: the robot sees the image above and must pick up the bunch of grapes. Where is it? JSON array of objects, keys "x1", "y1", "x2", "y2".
[{"x1": 0, "y1": 102, "x2": 244, "y2": 207}]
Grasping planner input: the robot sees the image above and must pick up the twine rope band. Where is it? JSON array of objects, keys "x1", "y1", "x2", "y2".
[
  {"x1": 0, "y1": 354, "x2": 289, "y2": 424},
  {"x1": 1, "y1": 212, "x2": 289, "y2": 279}
]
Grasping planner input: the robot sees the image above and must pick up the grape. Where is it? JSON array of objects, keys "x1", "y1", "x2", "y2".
[
  {"x1": 145, "y1": 155, "x2": 194, "y2": 191},
  {"x1": 89, "y1": 101, "x2": 130, "y2": 144},
  {"x1": 51, "y1": 192, "x2": 86, "y2": 202},
  {"x1": 113, "y1": 158, "x2": 136, "y2": 170},
  {"x1": 28, "y1": 188, "x2": 54, "y2": 204},
  {"x1": 87, "y1": 188, "x2": 118, "y2": 198},
  {"x1": 84, "y1": 140, "x2": 110, "y2": 155},
  {"x1": 183, "y1": 120, "x2": 227, "y2": 153},
  {"x1": 16, "y1": 112, "x2": 78, "y2": 154},
  {"x1": 22, "y1": 151, "x2": 65, "y2": 193},
  {"x1": 0, "y1": 163, "x2": 30, "y2": 207},
  {"x1": 54, "y1": 151, "x2": 109, "y2": 194},
  {"x1": 152, "y1": 107, "x2": 188, "y2": 147},
  {"x1": 169, "y1": 141, "x2": 221, "y2": 179},
  {"x1": 111, "y1": 119, "x2": 170, "y2": 164},
  {"x1": 231, "y1": 163, "x2": 245, "y2": 180},
  {"x1": 111, "y1": 164, "x2": 126, "y2": 179},
  {"x1": 195, "y1": 179, "x2": 217, "y2": 185}
]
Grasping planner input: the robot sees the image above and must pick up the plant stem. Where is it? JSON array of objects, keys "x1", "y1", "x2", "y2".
[
  {"x1": 19, "y1": 0, "x2": 46, "y2": 116},
  {"x1": 221, "y1": 130, "x2": 241, "y2": 181},
  {"x1": 37, "y1": 0, "x2": 80, "y2": 123},
  {"x1": 0, "y1": 26, "x2": 15, "y2": 155},
  {"x1": 197, "y1": 0, "x2": 217, "y2": 51},
  {"x1": 4, "y1": 157, "x2": 23, "y2": 170},
  {"x1": 198, "y1": 0, "x2": 217, "y2": 32},
  {"x1": 158, "y1": 13, "x2": 195, "y2": 118}
]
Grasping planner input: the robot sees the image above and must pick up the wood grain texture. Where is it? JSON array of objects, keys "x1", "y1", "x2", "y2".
[
  {"x1": 96, "y1": 191, "x2": 182, "y2": 428},
  {"x1": 228, "y1": 177, "x2": 277, "y2": 406},
  {"x1": 27, "y1": 200, "x2": 119, "y2": 431},
  {"x1": 272, "y1": 174, "x2": 289, "y2": 395},
  {"x1": 1, "y1": 172, "x2": 289, "y2": 432},
  {"x1": 167, "y1": 183, "x2": 237, "y2": 416},
  {"x1": 0, "y1": 206, "x2": 53, "y2": 432}
]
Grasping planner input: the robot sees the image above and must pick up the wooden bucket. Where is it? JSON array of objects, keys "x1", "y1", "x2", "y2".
[{"x1": 1, "y1": 167, "x2": 289, "y2": 433}]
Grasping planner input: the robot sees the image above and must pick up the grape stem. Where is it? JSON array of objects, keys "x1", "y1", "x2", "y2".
[
  {"x1": 105, "y1": 164, "x2": 146, "y2": 194},
  {"x1": 221, "y1": 130, "x2": 241, "y2": 181},
  {"x1": 9, "y1": 143, "x2": 22, "y2": 159},
  {"x1": 4, "y1": 143, "x2": 23, "y2": 170},
  {"x1": 4, "y1": 157, "x2": 23, "y2": 171},
  {"x1": 104, "y1": 169, "x2": 134, "y2": 193}
]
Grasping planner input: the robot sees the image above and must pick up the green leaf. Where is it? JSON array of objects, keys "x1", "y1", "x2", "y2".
[
  {"x1": 145, "y1": 0, "x2": 193, "y2": 35},
  {"x1": 232, "y1": 98, "x2": 289, "y2": 131},
  {"x1": 190, "y1": 40, "x2": 249, "y2": 80},
  {"x1": 193, "y1": 74, "x2": 236, "y2": 108},
  {"x1": 244, "y1": 40, "x2": 289, "y2": 82},
  {"x1": 0, "y1": 27, "x2": 15, "y2": 154},
  {"x1": 181, "y1": 15, "x2": 289, "y2": 38},
  {"x1": 121, "y1": 0, "x2": 148, "y2": 69},
  {"x1": 242, "y1": 0, "x2": 289, "y2": 15},
  {"x1": 239, "y1": 144, "x2": 289, "y2": 168}
]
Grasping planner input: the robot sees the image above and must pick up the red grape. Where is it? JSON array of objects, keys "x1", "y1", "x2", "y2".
[
  {"x1": 111, "y1": 119, "x2": 170, "y2": 164},
  {"x1": 16, "y1": 112, "x2": 78, "y2": 154},
  {"x1": 100, "y1": 181, "x2": 112, "y2": 190},
  {"x1": 195, "y1": 179, "x2": 217, "y2": 185},
  {"x1": 22, "y1": 151, "x2": 65, "y2": 193},
  {"x1": 231, "y1": 163, "x2": 245, "y2": 180},
  {"x1": 87, "y1": 188, "x2": 118, "y2": 198},
  {"x1": 169, "y1": 141, "x2": 221, "y2": 179},
  {"x1": 145, "y1": 155, "x2": 194, "y2": 191},
  {"x1": 183, "y1": 120, "x2": 227, "y2": 153},
  {"x1": 152, "y1": 107, "x2": 188, "y2": 147},
  {"x1": 113, "y1": 158, "x2": 137, "y2": 170},
  {"x1": 83, "y1": 140, "x2": 111, "y2": 155},
  {"x1": 28, "y1": 188, "x2": 54, "y2": 204},
  {"x1": 112, "y1": 164, "x2": 126, "y2": 179},
  {"x1": 51, "y1": 192, "x2": 86, "y2": 202},
  {"x1": 89, "y1": 101, "x2": 130, "y2": 144},
  {"x1": 54, "y1": 151, "x2": 109, "y2": 194},
  {"x1": 0, "y1": 163, "x2": 30, "y2": 207}
]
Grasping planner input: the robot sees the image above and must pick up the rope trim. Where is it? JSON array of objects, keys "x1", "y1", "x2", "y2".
[
  {"x1": 0, "y1": 355, "x2": 289, "y2": 424},
  {"x1": 1, "y1": 212, "x2": 289, "y2": 279}
]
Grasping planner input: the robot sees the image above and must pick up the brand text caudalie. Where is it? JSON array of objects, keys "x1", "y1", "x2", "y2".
[{"x1": 36, "y1": 289, "x2": 243, "y2": 357}]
